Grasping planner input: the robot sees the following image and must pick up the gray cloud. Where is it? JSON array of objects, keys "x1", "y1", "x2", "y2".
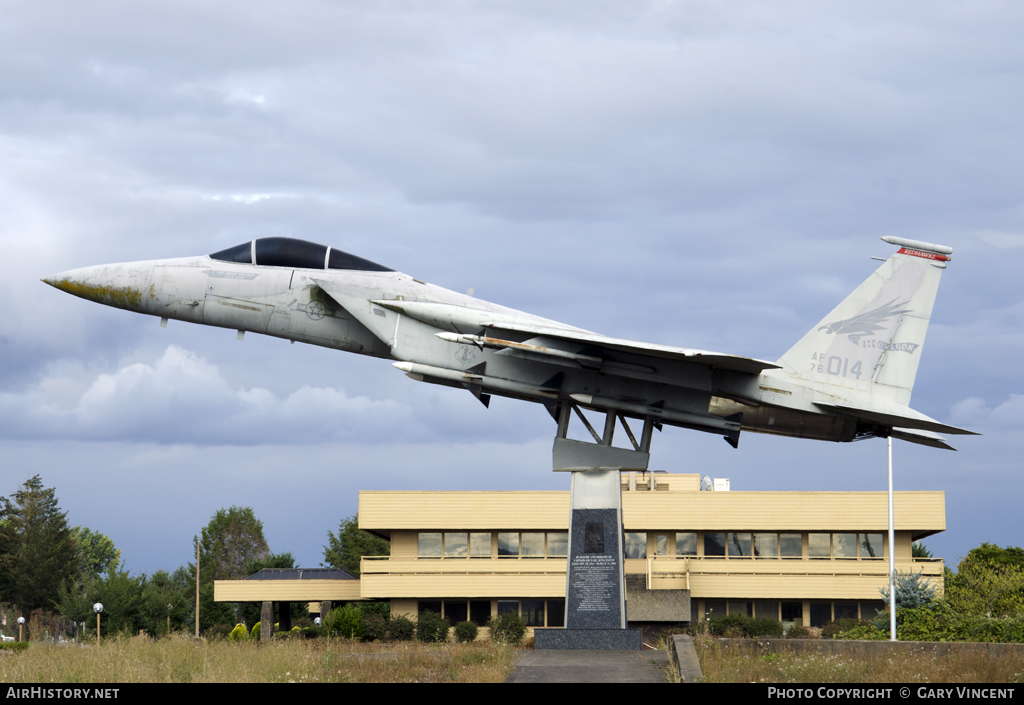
[{"x1": 2, "y1": 1, "x2": 1022, "y2": 572}]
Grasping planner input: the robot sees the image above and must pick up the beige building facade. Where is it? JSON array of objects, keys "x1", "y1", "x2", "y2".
[{"x1": 357, "y1": 473, "x2": 945, "y2": 631}]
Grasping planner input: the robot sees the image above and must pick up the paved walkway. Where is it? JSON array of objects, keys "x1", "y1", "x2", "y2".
[{"x1": 506, "y1": 649, "x2": 671, "y2": 683}]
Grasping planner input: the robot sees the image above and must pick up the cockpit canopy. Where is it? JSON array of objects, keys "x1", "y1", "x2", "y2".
[{"x1": 209, "y1": 237, "x2": 393, "y2": 272}]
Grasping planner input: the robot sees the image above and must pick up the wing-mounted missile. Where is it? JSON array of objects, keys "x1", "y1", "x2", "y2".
[{"x1": 435, "y1": 333, "x2": 604, "y2": 369}]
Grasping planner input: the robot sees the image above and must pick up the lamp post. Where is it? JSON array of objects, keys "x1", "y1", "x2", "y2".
[
  {"x1": 93, "y1": 603, "x2": 103, "y2": 646},
  {"x1": 17, "y1": 616, "x2": 25, "y2": 643}
]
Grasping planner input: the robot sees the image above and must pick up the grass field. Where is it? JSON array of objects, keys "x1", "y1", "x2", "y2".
[
  {"x1": 0, "y1": 634, "x2": 520, "y2": 683},
  {"x1": 692, "y1": 635, "x2": 1024, "y2": 683}
]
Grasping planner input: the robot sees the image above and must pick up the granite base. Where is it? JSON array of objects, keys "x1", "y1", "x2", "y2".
[{"x1": 533, "y1": 628, "x2": 643, "y2": 651}]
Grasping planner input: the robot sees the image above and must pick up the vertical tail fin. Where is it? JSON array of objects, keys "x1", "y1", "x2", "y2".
[{"x1": 776, "y1": 237, "x2": 952, "y2": 406}]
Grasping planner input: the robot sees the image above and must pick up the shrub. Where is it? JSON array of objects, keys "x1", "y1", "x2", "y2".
[
  {"x1": 388, "y1": 615, "x2": 415, "y2": 642},
  {"x1": 250, "y1": 622, "x2": 262, "y2": 641},
  {"x1": 228, "y1": 623, "x2": 249, "y2": 642},
  {"x1": 0, "y1": 642, "x2": 30, "y2": 653},
  {"x1": 454, "y1": 621, "x2": 479, "y2": 643},
  {"x1": 361, "y1": 613, "x2": 388, "y2": 642},
  {"x1": 324, "y1": 605, "x2": 363, "y2": 640},
  {"x1": 416, "y1": 611, "x2": 450, "y2": 643},
  {"x1": 488, "y1": 612, "x2": 526, "y2": 645},
  {"x1": 786, "y1": 624, "x2": 811, "y2": 639},
  {"x1": 837, "y1": 623, "x2": 887, "y2": 640},
  {"x1": 705, "y1": 614, "x2": 784, "y2": 638},
  {"x1": 879, "y1": 570, "x2": 937, "y2": 610},
  {"x1": 821, "y1": 618, "x2": 864, "y2": 639}
]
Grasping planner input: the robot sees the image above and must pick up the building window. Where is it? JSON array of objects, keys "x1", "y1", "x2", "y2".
[
  {"x1": 833, "y1": 533, "x2": 857, "y2": 559},
  {"x1": 418, "y1": 600, "x2": 442, "y2": 616},
  {"x1": 861, "y1": 601, "x2": 885, "y2": 620},
  {"x1": 547, "y1": 600, "x2": 565, "y2": 627},
  {"x1": 754, "y1": 601, "x2": 779, "y2": 620},
  {"x1": 704, "y1": 532, "x2": 726, "y2": 557},
  {"x1": 809, "y1": 533, "x2": 831, "y2": 558},
  {"x1": 676, "y1": 532, "x2": 697, "y2": 556},
  {"x1": 728, "y1": 601, "x2": 751, "y2": 617},
  {"x1": 728, "y1": 532, "x2": 752, "y2": 558},
  {"x1": 656, "y1": 534, "x2": 669, "y2": 556},
  {"x1": 548, "y1": 532, "x2": 568, "y2": 557},
  {"x1": 860, "y1": 533, "x2": 884, "y2": 559},
  {"x1": 810, "y1": 602, "x2": 832, "y2": 627},
  {"x1": 521, "y1": 533, "x2": 545, "y2": 558},
  {"x1": 497, "y1": 600, "x2": 518, "y2": 615},
  {"x1": 521, "y1": 600, "x2": 545, "y2": 627},
  {"x1": 753, "y1": 533, "x2": 778, "y2": 559},
  {"x1": 780, "y1": 533, "x2": 802, "y2": 558},
  {"x1": 470, "y1": 601, "x2": 491, "y2": 626},
  {"x1": 418, "y1": 533, "x2": 442, "y2": 558},
  {"x1": 444, "y1": 532, "x2": 468, "y2": 558},
  {"x1": 781, "y1": 601, "x2": 803, "y2": 623},
  {"x1": 444, "y1": 601, "x2": 468, "y2": 623},
  {"x1": 704, "y1": 600, "x2": 726, "y2": 620},
  {"x1": 834, "y1": 602, "x2": 858, "y2": 620},
  {"x1": 498, "y1": 533, "x2": 519, "y2": 557},
  {"x1": 624, "y1": 532, "x2": 647, "y2": 559},
  {"x1": 470, "y1": 532, "x2": 491, "y2": 558}
]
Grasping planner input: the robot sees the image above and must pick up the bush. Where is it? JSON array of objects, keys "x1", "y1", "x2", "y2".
[
  {"x1": 228, "y1": 623, "x2": 249, "y2": 642},
  {"x1": 361, "y1": 613, "x2": 388, "y2": 642},
  {"x1": 454, "y1": 621, "x2": 479, "y2": 643},
  {"x1": 836, "y1": 623, "x2": 887, "y2": 640},
  {"x1": 0, "y1": 642, "x2": 30, "y2": 653},
  {"x1": 821, "y1": 618, "x2": 864, "y2": 639},
  {"x1": 388, "y1": 615, "x2": 415, "y2": 642},
  {"x1": 705, "y1": 614, "x2": 784, "y2": 638},
  {"x1": 324, "y1": 605, "x2": 363, "y2": 640},
  {"x1": 488, "y1": 612, "x2": 526, "y2": 645},
  {"x1": 786, "y1": 624, "x2": 811, "y2": 639},
  {"x1": 879, "y1": 570, "x2": 937, "y2": 610},
  {"x1": 250, "y1": 622, "x2": 262, "y2": 641},
  {"x1": 893, "y1": 602, "x2": 1024, "y2": 643},
  {"x1": 416, "y1": 611, "x2": 450, "y2": 643}
]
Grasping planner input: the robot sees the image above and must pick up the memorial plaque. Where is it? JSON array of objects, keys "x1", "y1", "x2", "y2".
[{"x1": 567, "y1": 508, "x2": 622, "y2": 629}]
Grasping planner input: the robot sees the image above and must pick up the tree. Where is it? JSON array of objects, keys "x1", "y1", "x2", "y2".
[
  {"x1": 879, "y1": 569, "x2": 937, "y2": 610},
  {"x1": 945, "y1": 543, "x2": 1024, "y2": 617},
  {"x1": 0, "y1": 476, "x2": 79, "y2": 626},
  {"x1": 196, "y1": 506, "x2": 269, "y2": 582},
  {"x1": 911, "y1": 542, "x2": 933, "y2": 559},
  {"x1": 142, "y1": 569, "x2": 191, "y2": 636},
  {"x1": 322, "y1": 515, "x2": 389, "y2": 576},
  {"x1": 90, "y1": 560, "x2": 147, "y2": 635},
  {"x1": 72, "y1": 526, "x2": 121, "y2": 580}
]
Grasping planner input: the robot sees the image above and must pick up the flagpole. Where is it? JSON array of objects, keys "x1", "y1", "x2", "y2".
[{"x1": 888, "y1": 436, "x2": 897, "y2": 641}]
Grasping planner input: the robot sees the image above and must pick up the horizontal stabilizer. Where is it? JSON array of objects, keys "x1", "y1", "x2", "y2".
[
  {"x1": 890, "y1": 427, "x2": 956, "y2": 451},
  {"x1": 814, "y1": 401, "x2": 978, "y2": 436}
]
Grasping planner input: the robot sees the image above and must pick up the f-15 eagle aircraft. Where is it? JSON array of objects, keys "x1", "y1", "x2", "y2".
[{"x1": 44, "y1": 235, "x2": 976, "y2": 470}]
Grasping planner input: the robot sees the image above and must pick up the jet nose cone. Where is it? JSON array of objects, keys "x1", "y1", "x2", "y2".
[{"x1": 43, "y1": 262, "x2": 154, "y2": 313}]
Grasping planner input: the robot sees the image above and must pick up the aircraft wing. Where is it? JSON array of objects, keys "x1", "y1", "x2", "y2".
[
  {"x1": 480, "y1": 321, "x2": 781, "y2": 375},
  {"x1": 890, "y1": 427, "x2": 957, "y2": 451}
]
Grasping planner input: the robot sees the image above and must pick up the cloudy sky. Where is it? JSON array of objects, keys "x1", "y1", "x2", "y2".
[{"x1": 2, "y1": 1, "x2": 1022, "y2": 576}]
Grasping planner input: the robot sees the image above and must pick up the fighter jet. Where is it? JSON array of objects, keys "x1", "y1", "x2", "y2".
[{"x1": 43, "y1": 235, "x2": 976, "y2": 469}]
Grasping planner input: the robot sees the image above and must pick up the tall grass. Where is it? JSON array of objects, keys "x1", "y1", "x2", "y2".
[
  {"x1": 0, "y1": 633, "x2": 519, "y2": 683},
  {"x1": 694, "y1": 635, "x2": 1024, "y2": 683}
]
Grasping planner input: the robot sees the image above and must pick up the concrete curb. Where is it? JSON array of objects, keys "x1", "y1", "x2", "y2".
[
  {"x1": 669, "y1": 635, "x2": 703, "y2": 683},
  {"x1": 715, "y1": 638, "x2": 1024, "y2": 660}
]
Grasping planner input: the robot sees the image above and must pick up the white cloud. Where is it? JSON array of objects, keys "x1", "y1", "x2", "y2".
[{"x1": 0, "y1": 346, "x2": 417, "y2": 445}]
